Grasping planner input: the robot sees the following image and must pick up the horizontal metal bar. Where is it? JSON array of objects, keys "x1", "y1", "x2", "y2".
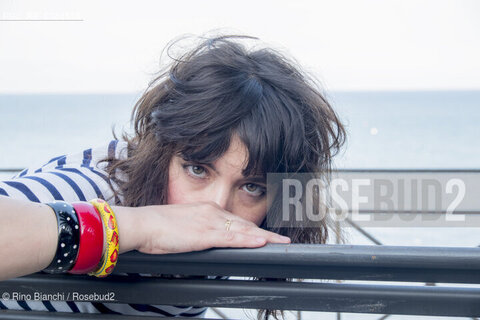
[
  {"x1": 113, "y1": 244, "x2": 480, "y2": 283},
  {"x1": 0, "y1": 168, "x2": 22, "y2": 173},
  {"x1": 0, "y1": 310, "x2": 214, "y2": 320},
  {"x1": 1, "y1": 274, "x2": 479, "y2": 317}
]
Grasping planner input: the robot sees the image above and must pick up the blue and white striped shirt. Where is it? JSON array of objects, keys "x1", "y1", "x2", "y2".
[{"x1": 0, "y1": 139, "x2": 209, "y2": 317}]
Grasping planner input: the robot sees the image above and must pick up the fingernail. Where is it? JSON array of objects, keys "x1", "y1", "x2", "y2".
[{"x1": 278, "y1": 235, "x2": 291, "y2": 242}]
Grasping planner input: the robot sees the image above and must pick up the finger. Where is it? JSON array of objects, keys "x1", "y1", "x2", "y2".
[
  {"x1": 220, "y1": 219, "x2": 291, "y2": 244},
  {"x1": 204, "y1": 230, "x2": 269, "y2": 248},
  {"x1": 213, "y1": 208, "x2": 291, "y2": 244},
  {"x1": 250, "y1": 228, "x2": 291, "y2": 244}
]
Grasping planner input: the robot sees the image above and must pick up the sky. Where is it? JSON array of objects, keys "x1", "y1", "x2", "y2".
[{"x1": 0, "y1": 0, "x2": 479, "y2": 93}]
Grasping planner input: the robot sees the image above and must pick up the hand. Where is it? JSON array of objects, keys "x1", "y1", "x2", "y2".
[{"x1": 132, "y1": 201, "x2": 291, "y2": 254}]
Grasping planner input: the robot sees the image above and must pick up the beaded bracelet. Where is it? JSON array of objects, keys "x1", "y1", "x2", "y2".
[
  {"x1": 43, "y1": 201, "x2": 81, "y2": 274},
  {"x1": 88, "y1": 199, "x2": 119, "y2": 278},
  {"x1": 69, "y1": 202, "x2": 104, "y2": 274}
]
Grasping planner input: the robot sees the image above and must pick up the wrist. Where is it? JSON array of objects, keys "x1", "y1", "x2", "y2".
[
  {"x1": 113, "y1": 206, "x2": 142, "y2": 254},
  {"x1": 38, "y1": 203, "x2": 59, "y2": 270}
]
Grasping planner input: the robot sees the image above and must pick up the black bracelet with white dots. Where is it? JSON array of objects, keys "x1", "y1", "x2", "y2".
[{"x1": 43, "y1": 201, "x2": 81, "y2": 274}]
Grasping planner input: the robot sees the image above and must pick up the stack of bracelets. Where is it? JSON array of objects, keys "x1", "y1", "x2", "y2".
[{"x1": 42, "y1": 198, "x2": 119, "y2": 278}]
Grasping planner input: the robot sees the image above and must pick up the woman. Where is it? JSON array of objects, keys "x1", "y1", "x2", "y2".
[{"x1": 0, "y1": 34, "x2": 345, "y2": 318}]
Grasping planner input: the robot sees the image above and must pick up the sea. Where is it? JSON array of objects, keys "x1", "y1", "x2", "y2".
[
  {"x1": 1, "y1": 91, "x2": 479, "y2": 320},
  {"x1": 1, "y1": 91, "x2": 479, "y2": 170}
]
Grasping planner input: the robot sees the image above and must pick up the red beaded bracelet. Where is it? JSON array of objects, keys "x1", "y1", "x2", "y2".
[{"x1": 68, "y1": 202, "x2": 104, "y2": 274}]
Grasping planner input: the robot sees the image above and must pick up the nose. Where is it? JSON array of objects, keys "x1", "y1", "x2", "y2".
[{"x1": 207, "y1": 182, "x2": 234, "y2": 212}]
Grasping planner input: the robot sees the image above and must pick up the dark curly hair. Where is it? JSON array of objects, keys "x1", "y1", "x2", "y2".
[{"x1": 101, "y1": 33, "x2": 346, "y2": 319}]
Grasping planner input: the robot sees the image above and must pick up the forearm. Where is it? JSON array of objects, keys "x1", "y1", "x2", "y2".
[{"x1": 0, "y1": 195, "x2": 57, "y2": 281}]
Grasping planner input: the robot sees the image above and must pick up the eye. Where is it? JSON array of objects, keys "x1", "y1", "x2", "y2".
[
  {"x1": 242, "y1": 183, "x2": 265, "y2": 197},
  {"x1": 183, "y1": 164, "x2": 207, "y2": 178}
]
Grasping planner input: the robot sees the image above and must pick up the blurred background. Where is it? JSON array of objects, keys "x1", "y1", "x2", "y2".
[{"x1": 0, "y1": 0, "x2": 479, "y2": 319}]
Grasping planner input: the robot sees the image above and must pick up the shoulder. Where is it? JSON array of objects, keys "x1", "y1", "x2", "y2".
[
  {"x1": 1, "y1": 140, "x2": 129, "y2": 204},
  {"x1": 13, "y1": 140, "x2": 129, "y2": 178}
]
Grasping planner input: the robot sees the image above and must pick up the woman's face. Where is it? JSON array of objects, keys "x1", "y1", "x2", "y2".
[{"x1": 167, "y1": 135, "x2": 267, "y2": 226}]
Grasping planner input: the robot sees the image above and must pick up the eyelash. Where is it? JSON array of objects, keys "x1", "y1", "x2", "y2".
[{"x1": 181, "y1": 163, "x2": 266, "y2": 197}]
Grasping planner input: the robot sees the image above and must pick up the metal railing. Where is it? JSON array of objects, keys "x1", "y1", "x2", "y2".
[
  {"x1": 1, "y1": 168, "x2": 479, "y2": 319},
  {"x1": 0, "y1": 244, "x2": 479, "y2": 318}
]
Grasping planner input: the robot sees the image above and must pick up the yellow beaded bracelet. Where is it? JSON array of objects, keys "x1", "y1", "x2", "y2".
[{"x1": 88, "y1": 199, "x2": 119, "y2": 278}]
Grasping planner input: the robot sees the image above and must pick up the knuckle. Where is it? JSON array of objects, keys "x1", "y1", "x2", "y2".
[
  {"x1": 238, "y1": 223, "x2": 253, "y2": 233},
  {"x1": 223, "y1": 231, "x2": 236, "y2": 242},
  {"x1": 194, "y1": 209, "x2": 210, "y2": 222}
]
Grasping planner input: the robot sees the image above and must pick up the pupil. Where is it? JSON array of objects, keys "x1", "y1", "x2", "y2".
[{"x1": 193, "y1": 166, "x2": 203, "y2": 174}]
